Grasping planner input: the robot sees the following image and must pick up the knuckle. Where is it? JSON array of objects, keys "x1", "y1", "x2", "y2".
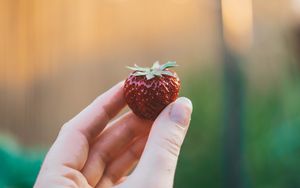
[
  {"x1": 61, "y1": 180, "x2": 78, "y2": 188},
  {"x1": 59, "y1": 122, "x2": 72, "y2": 135},
  {"x1": 162, "y1": 136, "x2": 181, "y2": 157},
  {"x1": 105, "y1": 172, "x2": 119, "y2": 184},
  {"x1": 128, "y1": 145, "x2": 141, "y2": 160},
  {"x1": 161, "y1": 127, "x2": 184, "y2": 158},
  {"x1": 61, "y1": 166, "x2": 85, "y2": 188},
  {"x1": 37, "y1": 168, "x2": 81, "y2": 188},
  {"x1": 96, "y1": 149, "x2": 111, "y2": 164}
]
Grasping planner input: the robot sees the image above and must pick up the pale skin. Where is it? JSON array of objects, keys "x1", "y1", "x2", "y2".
[{"x1": 34, "y1": 81, "x2": 193, "y2": 188}]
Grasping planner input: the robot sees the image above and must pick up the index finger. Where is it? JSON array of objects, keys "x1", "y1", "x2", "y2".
[{"x1": 63, "y1": 81, "x2": 126, "y2": 142}]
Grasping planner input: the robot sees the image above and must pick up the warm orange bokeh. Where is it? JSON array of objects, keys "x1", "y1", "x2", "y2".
[
  {"x1": 222, "y1": 0, "x2": 253, "y2": 53},
  {"x1": 0, "y1": 0, "x2": 295, "y2": 145},
  {"x1": 0, "y1": 0, "x2": 217, "y2": 87}
]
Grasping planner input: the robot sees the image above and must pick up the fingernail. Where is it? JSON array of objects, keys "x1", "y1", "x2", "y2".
[{"x1": 170, "y1": 97, "x2": 193, "y2": 126}]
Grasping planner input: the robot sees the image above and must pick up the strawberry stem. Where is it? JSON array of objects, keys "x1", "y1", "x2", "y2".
[
  {"x1": 159, "y1": 61, "x2": 178, "y2": 71},
  {"x1": 127, "y1": 61, "x2": 178, "y2": 80}
]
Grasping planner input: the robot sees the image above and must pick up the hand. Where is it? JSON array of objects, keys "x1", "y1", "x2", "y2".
[{"x1": 34, "y1": 82, "x2": 192, "y2": 188}]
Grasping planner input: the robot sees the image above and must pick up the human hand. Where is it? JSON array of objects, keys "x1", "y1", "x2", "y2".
[{"x1": 34, "y1": 82, "x2": 192, "y2": 188}]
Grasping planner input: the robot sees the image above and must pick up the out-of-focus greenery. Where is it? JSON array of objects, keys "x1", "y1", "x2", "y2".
[
  {"x1": 1, "y1": 65, "x2": 300, "y2": 188},
  {"x1": 175, "y1": 67, "x2": 223, "y2": 188},
  {"x1": 0, "y1": 136, "x2": 44, "y2": 188},
  {"x1": 175, "y1": 65, "x2": 300, "y2": 188},
  {"x1": 244, "y1": 68, "x2": 300, "y2": 188}
]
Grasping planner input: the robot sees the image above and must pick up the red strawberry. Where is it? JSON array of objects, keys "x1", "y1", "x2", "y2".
[{"x1": 124, "y1": 61, "x2": 180, "y2": 120}]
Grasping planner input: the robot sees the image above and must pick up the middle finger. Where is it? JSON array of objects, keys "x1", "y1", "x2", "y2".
[{"x1": 81, "y1": 112, "x2": 152, "y2": 187}]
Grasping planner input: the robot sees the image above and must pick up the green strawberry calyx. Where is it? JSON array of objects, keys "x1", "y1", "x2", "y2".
[{"x1": 127, "y1": 61, "x2": 178, "y2": 80}]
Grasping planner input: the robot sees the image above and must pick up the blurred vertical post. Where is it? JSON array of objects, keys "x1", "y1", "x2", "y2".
[
  {"x1": 290, "y1": 0, "x2": 300, "y2": 58},
  {"x1": 216, "y1": 0, "x2": 253, "y2": 187},
  {"x1": 291, "y1": 0, "x2": 300, "y2": 20}
]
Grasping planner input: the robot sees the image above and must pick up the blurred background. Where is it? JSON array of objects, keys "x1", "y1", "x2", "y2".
[{"x1": 1, "y1": 0, "x2": 300, "y2": 187}]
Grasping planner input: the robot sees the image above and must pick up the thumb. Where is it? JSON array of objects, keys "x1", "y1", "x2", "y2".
[{"x1": 131, "y1": 97, "x2": 193, "y2": 187}]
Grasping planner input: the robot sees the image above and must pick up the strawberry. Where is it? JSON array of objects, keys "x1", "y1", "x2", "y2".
[{"x1": 124, "y1": 61, "x2": 180, "y2": 120}]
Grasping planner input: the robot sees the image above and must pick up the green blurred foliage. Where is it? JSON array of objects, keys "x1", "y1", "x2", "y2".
[
  {"x1": 0, "y1": 136, "x2": 45, "y2": 188},
  {"x1": 244, "y1": 68, "x2": 300, "y2": 188},
  {"x1": 175, "y1": 66, "x2": 223, "y2": 188},
  {"x1": 175, "y1": 65, "x2": 300, "y2": 188},
  {"x1": 1, "y1": 66, "x2": 300, "y2": 188}
]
